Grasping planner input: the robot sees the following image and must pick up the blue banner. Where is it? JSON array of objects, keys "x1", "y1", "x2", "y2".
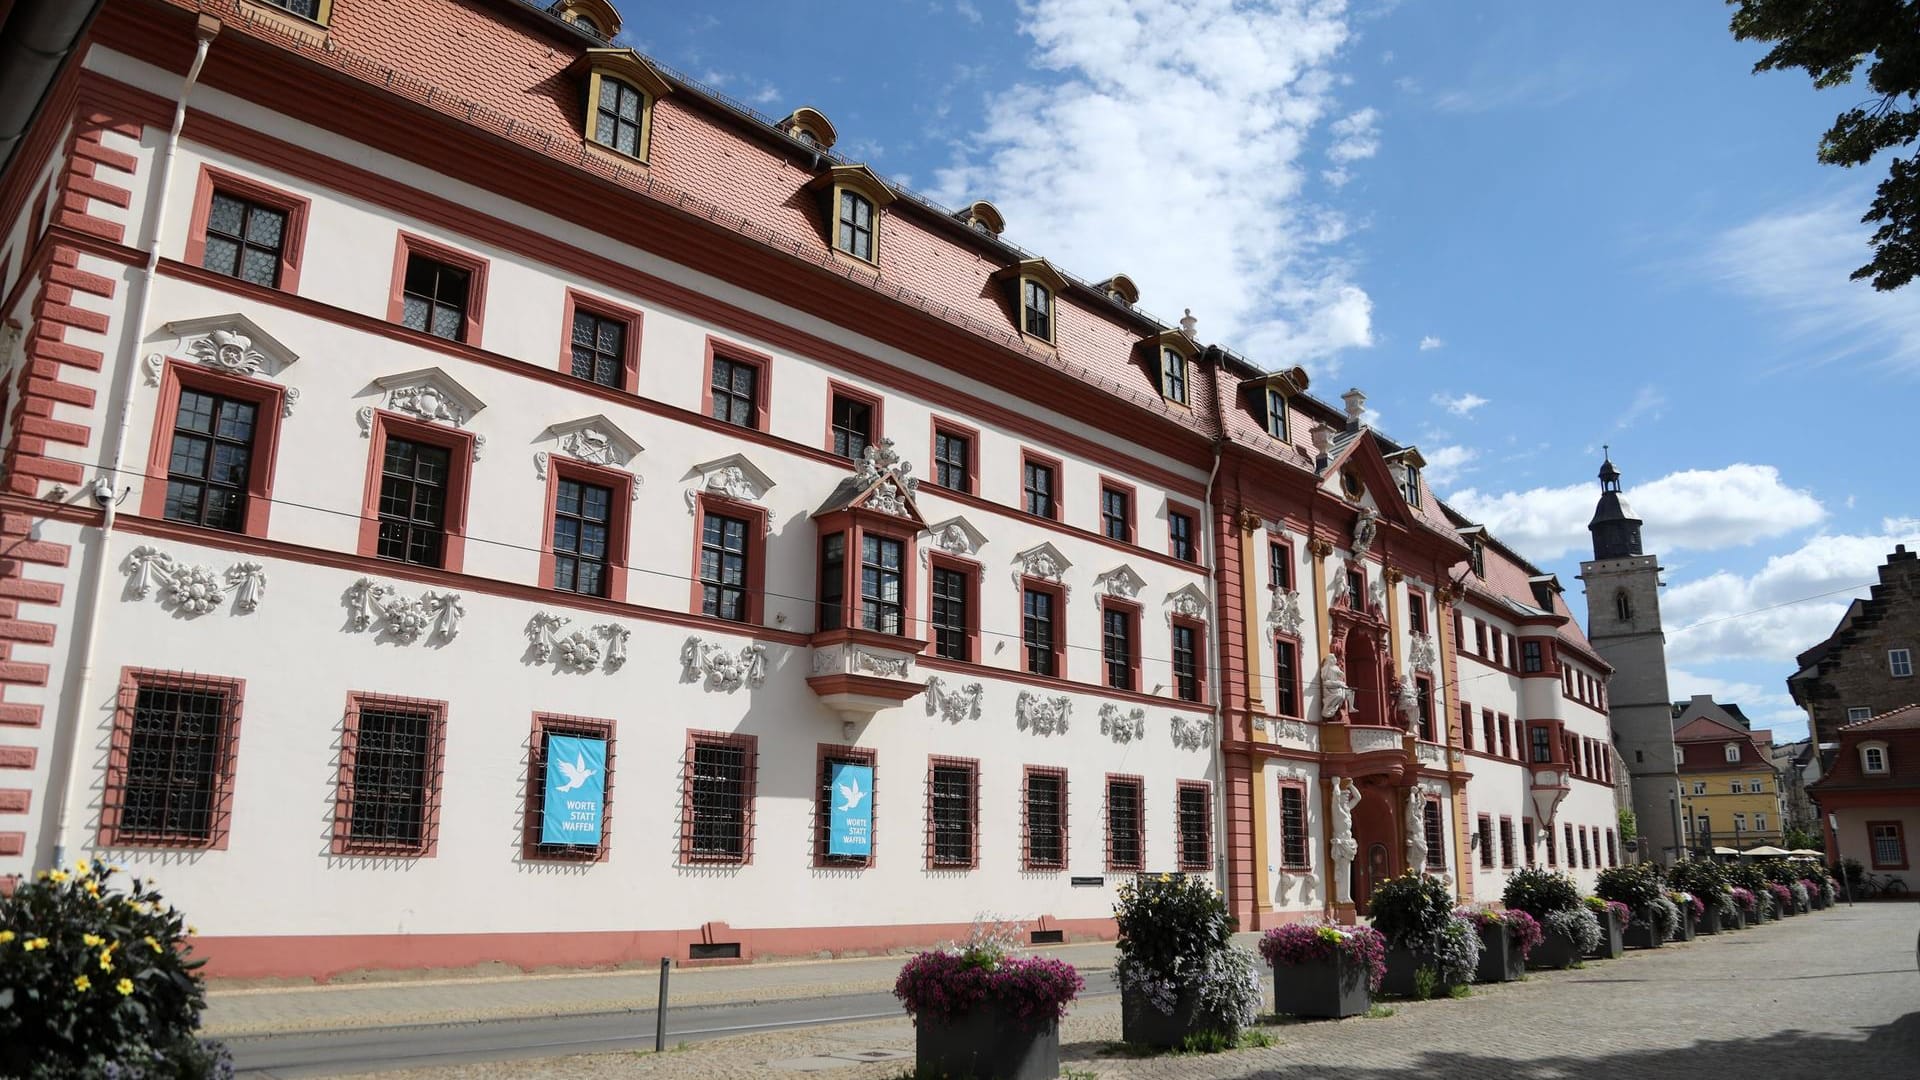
[
  {"x1": 541, "y1": 734, "x2": 606, "y2": 846},
  {"x1": 827, "y1": 761, "x2": 872, "y2": 858}
]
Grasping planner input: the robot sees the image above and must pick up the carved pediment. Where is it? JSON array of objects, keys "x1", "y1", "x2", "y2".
[
  {"x1": 1012, "y1": 541, "x2": 1072, "y2": 590},
  {"x1": 684, "y1": 454, "x2": 776, "y2": 510},
  {"x1": 158, "y1": 313, "x2": 299, "y2": 378},
  {"x1": 1164, "y1": 582, "x2": 1209, "y2": 623},
  {"x1": 1094, "y1": 564, "x2": 1147, "y2": 599},
  {"x1": 536, "y1": 415, "x2": 644, "y2": 478},
  {"x1": 922, "y1": 516, "x2": 988, "y2": 560},
  {"x1": 368, "y1": 368, "x2": 487, "y2": 427}
]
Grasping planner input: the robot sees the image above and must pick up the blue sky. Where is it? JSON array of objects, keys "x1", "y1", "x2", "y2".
[{"x1": 616, "y1": 0, "x2": 1920, "y2": 741}]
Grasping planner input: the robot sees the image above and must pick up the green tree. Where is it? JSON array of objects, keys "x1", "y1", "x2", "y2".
[
  {"x1": 1783, "y1": 826, "x2": 1825, "y2": 852},
  {"x1": 1617, "y1": 807, "x2": 1637, "y2": 840},
  {"x1": 1727, "y1": 0, "x2": 1920, "y2": 291}
]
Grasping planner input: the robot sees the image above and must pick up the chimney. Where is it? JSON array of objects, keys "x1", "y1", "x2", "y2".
[
  {"x1": 1309, "y1": 422, "x2": 1333, "y2": 453},
  {"x1": 1342, "y1": 388, "x2": 1366, "y2": 430}
]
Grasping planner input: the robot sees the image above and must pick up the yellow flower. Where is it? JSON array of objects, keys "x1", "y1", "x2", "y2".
[
  {"x1": 74, "y1": 975, "x2": 91, "y2": 992},
  {"x1": 116, "y1": 978, "x2": 133, "y2": 996},
  {"x1": 132, "y1": 902, "x2": 150, "y2": 915},
  {"x1": 145, "y1": 935, "x2": 162, "y2": 954},
  {"x1": 84, "y1": 880, "x2": 100, "y2": 897},
  {"x1": 82, "y1": 933, "x2": 103, "y2": 947},
  {"x1": 0, "y1": 930, "x2": 14, "y2": 945},
  {"x1": 73, "y1": 860, "x2": 90, "y2": 876},
  {"x1": 24, "y1": 937, "x2": 47, "y2": 951},
  {"x1": 46, "y1": 870, "x2": 67, "y2": 884},
  {"x1": 98, "y1": 951, "x2": 114, "y2": 971},
  {"x1": 187, "y1": 925, "x2": 199, "y2": 936}
]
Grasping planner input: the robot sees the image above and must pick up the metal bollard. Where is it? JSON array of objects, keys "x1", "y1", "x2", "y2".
[{"x1": 655, "y1": 957, "x2": 670, "y2": 1053}]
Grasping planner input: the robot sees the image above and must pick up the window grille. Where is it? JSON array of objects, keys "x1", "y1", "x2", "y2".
[
  {"x1": 569, "y1": 308, "x2": 626, "y2": 387},
  {"x1": 1499, "y1": 817, "x2": 1515, "y2": 868},
  {"x1": 1606, "y1": 829, "x2": 1618, "y2": 867},
  {"x1": 1544, "y1": 824, "x2": 1557, "y2": 866},
  {"x1": 552, "y1": 477, "x2": 613, "y2": 597},
  {"x1": 1276, "y1": 639, "x2": 1299, "y2": 717},
  {"x1": 1023, "y1": 768, "x2": 1067, "y2": 870},
  {"x1": 163, "y1": 387, "x2": 256, "y2": 532},
  {"x1": 1023, "y1": 460, "x2": 1055, "y2": 518},
  {"x1": 1022, "y1": 279, "x2": 1051, "y2": 339},
  {"x1": 1578, "y1": 829, "x2": 1591, "y2": 869},
  {"x1": 1871, "y1": 823, "x2": 1903, "y2": 867},
  {"x1": 710, "y1": 356, "x2": 759, "y2": 427},
  {"x1": 336, "y1": 695, "x2": 444, "y2": 856},
  {"x1": 1103, "y1": 607, "x2": 1134, "y2": 690},
  {"x1": 376, "y1": 436, "x2": 450, "y2": 566},
  {"x1": 685, "y1": 734, "x2": 755, "y2": 864},
  {"x1": 933, "y1": 430, "x2": 970, "y2": 490},
  {"x1": 1023, "y1": 588, "x2": 1056, "y2": 676},
  {"x1": 1169, "y1": 512, "x2": 1195, "y2": 562},
  {"x1": 1423, "y1": 800, "x2": 1445, "y2": 869},
  {"x1": 859, "y1": 535, "x2": 904, "y2": 634},
  {"x1": 594, "y1": 77, "x2": 645, "y2": 157},
  {"x1": 1172, "y1": 624, "x2": 1200, "y2": 702},
  {"x1": 1477, "y1": 815, "x2": 1494, "y2": 868},
  {"x1": 1522, "y1": 819, "x2": 1537, "y2": 866},
  {"x1": 816, "y1": 747, "x2": 875, "y2": 867},
  {"x1": 525, "y1": 715, "x2": 615, "y2": 861},
  {"x1": 830, "y1": 395, "x2": 871, "y2": 460},
  {"x1": 699, "y1": 512, "x2": 750, "y2": 620},
  {"x1": 928, "y1": 760, "x2": 977, "y2": 868},
  {"x1": 1279, "y1": 783, "x2": 1308, "y2": 867},
  {"x1": 1105, "y1": 777, "x2": 1144, "y2": 872},
  {"x1": 837, "y1": 190, "x2": 874, "y2": 261},
  {"x1": 1101, "y1": 487, "x2": 1130, "y2": 541},
  {"x1": 1178, "y1": 783, "x2": 1211, "y2": 871},
  {"x1": 1564, "y1": 824, "x2": 1576, "y2": 866},
  {"x1": 930, "y1": 567, "x2": 970, "y2": 660},
  {"x1": 104, "y1": 672, "x2": 242, "y2": 848},
  {"x1": 201, "y1": 191, "x2": 286, "y2": 287},
  {"x1": 400, "y1": 255, "x2": 470, "y2": 341}
]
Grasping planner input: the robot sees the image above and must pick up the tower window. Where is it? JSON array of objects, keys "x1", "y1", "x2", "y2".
[{"x1": 1615, "y1": 590, "x2": 1632, "y2": 621}]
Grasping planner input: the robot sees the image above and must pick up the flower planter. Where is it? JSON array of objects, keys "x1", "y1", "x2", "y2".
[
  {"x1": 1474, "y1": 923, "x2": 1525, "y2": 983},
  {"x1": 1121, "y1": 985, "x2": 1231, "y2": 1049},
  {"x1": 1728, "y1": 907, "x2": 1747, "y2": 930},
  {"x1": 1623, "y1": 917, "x2": 1666, "y2": 949},
  {"x1": 1586, "y1": 910, "x2": 1625, "y2": 960},
  {"x1": 1676, "y1": 915, "x2": 1696, "y2": 942},
  {"x1": 1381, "y1": 946, "x2": 1466, "y2": 999},
  {"x1": 1527, "y1": 926, "x2": 1583, "y2": 970},
  {"x1": 1271, "y1": 955, "x2": 1371, "y2": 1019},
  {"x1": 915, "y1": 1002, "x2": 1060, "y2": 1080},
  {"x1": 1752, "y1": 904, "x2": 1770, "y2": 924},
  {"x1": 1694, "y1": 907, "x2": 1722, "y2": 935},
  {"x1": 1796, "y1": 898, "x2": 1810, "y2": 915}
]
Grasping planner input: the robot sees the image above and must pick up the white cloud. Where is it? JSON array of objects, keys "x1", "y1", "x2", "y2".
[
  {"x1": 956, "y1": 0, "x2": 983, "y2": 23},
  {"x1": 1662, "y1": 517, "x2": 1920, "y2": 670},
  {"x1": 1422, "y1": 444, "x2": 1477, "y2": 489},
  {"x1": 1702, "y1": 194, "x2": 1920, "y2": 374},
  {"x1": 933, "y1": 0, "x2": 1371, "y2": 369},
  {"x1": 1614, "y1": 384, "x2": 1666, "y2": 430},
  {"x1": 1430, "y1": 391, "x2": 1487, "y2": 417},
  {"x1": 1667, "y1": 669, "x2": 1807, "y2": 742},
  {"x1": 1418, "y1": 334, "x2": 1443, "y2": 351},
  {"x1": 1327, "y1": 107, "x2": 1379, "y2": 162},
  {"x1": 1447, "y1": 463, "x2": 1826, "y2": 561}
]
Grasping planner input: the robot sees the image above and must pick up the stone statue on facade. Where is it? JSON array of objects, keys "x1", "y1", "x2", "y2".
[
  {"x1": 1330, "y1": 778, "x2": 1362, "y2": 905},
  {"x1": 1319, "y1": 653, "x2": 1356, "y2": 720},
  {"x1": 1395, "y1": 674, "x2": 1421, "y2": 731},
  {"x1": 1406, "y1": 787, "x2": 1428, "y2": 872},
  {"x1": 1351, "y1": 506, "x2": 1378, "y2": 557}
]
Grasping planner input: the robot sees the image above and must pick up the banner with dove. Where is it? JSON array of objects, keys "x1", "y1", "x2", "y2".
[
  {"x1": 541, "y1": 734, "x2": 607, "y2": 847},
  {"x1": 827, "y1": 761, "x2": 873, "y2": 858}
]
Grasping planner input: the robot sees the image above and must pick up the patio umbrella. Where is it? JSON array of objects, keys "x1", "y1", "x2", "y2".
[
  {"x1": 1712, "y1": 846, "x2": 1741, "y2": 855},
  {"x1": 1743, "y1": 845, "x2": 1790, "y2": 856},
  {"x1": 1787, "y1": 849, "x2": 1825, "y2": 857}
]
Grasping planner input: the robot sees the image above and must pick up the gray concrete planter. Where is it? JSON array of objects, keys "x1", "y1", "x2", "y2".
[
  {"x1": 1381, "y1": 946, "x2": 1466, "y2": 999},
  {"x1": 1474, "y1": 923, "x2": 1525, "y2": 983},
  {"x1": 1728, "y1": 906, "x2": 1747, "y2": 930},
  {"x1": 1121, "y1": 984, "x2": 1230, "y2": 1049},
  {"x1": 1587, "y1": 910, "x2": 1625, "y2": 959},
  {"x1": 1528, "y1": 925, "x2": 1583, "y2": 970},
  {"x1": 1695, "y1": 906, "x2": 1722, "y2": 935},
  {"x1": 1623, "y1": 915, "x2": 1667, "y2": 949},
  {"x1": 1271, "y1": 955, "x2": 1372, "y2": 1019},
  {"x1": 1676, "y1": 914, "x2": 1696, "y2": 942},
  {"x1": 915, "y1": 1002, "x2": 1060, "y2": 1080}
]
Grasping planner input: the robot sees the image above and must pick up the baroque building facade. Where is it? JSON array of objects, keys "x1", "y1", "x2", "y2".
[{"x1": 0, "y1": 0, "x2": 1619, "y2": 976}]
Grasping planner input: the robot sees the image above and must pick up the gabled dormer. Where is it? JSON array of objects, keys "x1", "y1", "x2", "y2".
[
  {"x1": 1140, "y1": 329, "x2": 1198, "y2": 407},
  {"x1": 997, "y1": 259, "x2": 1069, "y2": 345},
  {"x1": 1384, "y1": 446, "x2": 1426, "y2": 508},
  {"x1": 810, "y1": 164, "x2": 896, "y2": 266},
  {"x1": 575, "y1": 48, "x2": 672, "y2": 163},
  {"x1": 1241, "y1": 365, "x2": 1308, "y2": 443}
]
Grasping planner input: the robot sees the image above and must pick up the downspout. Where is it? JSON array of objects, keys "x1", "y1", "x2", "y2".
[
  {"x1": 1204, "y1": 436, "x2": 1227, "y2": 887},
  {"x1": 51, "y1": 19, "x2": 217, "y2": 867}
]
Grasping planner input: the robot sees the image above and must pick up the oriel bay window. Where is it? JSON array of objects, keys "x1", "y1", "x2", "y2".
[
  {"x1": 861, "y1": 535, "x2": 905, "y2": 634},
  {"x1": 810, "y1": 480, "x2": 927, "y2": 670}
]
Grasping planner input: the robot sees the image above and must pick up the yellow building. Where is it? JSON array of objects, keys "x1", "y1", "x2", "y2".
[{"x1": 1673, "y1": 696, "x2": 1786, "y2": 850}]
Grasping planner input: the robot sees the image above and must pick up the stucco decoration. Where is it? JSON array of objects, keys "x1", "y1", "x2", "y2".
[
  {"x1": 1011, "y1": 542, "x2": 1072, "y2": 594},
  {"x1": 1254, "y1": 716, "x2": 1317, "y2": 748},
  {"x1": 154, "y1": 314, "x2": 300, "y2": 381},
  {"x1": 1408, "y1": 631, "x2": 1438, "y2": 673},
  {"x1": 853, "y1": 436, "x2": 918, "y2": 495},
  {"x1": 1268, "y1": 588, "x2": 1305, "y2": 637},
  {"x1": 1099, "y1": 703, "x2": 1146, "y2": 744},
  {"x1": 1015, "y1": 691, "x2": 1071, "y2": 735},
  {"x1": 534, "y1": 415, "x2": 644, "y2": 488},
  {"x1": 1318, "y1": 654, "x2": 1356, "y2": 719},
  {"x1": 867, "y1": 480, "x2": 910, "y2": 517},
  {"x1": 1170, "y1": 714, "x2": 1213, "y2": 751},
  {"x1": 1093, "y1": 564, "x2": 1147, "y2": 600},
  {"x1": 1415, "y1": 742, "x2": 1444, "y2": 764},
  {"x1": 924, "y1": 676, "x2": 984, "y2": 724},
  {"x1": 1277, "y1": 868, "x2": 1319, "y2": 907},
  {"x1": 1350, "y1": 727, "x2": 1403, "y2": 755},
  {"x1": 599, "y1": 623, "x2": 630, "y2": 668},
  {"x1": 1367, "y1": 578, "x2": 1386, "y2": 613},
  {"x1": 680, "y1": 637, "x2": 767, "y2": 692},
  {"x1": 344, "y1": 577, "x2": 465, "y2": 643},
  {"x1": 1351, "y1": 506, "x2": 1378, "y2": 557},
  {"x1": 920, "y1": 517, "x2": 988, "y2": 575},
  {"x1": 226, "y1": 562, "x2": 267, "y2": 613},
  {"x1": 1331, "y1": 778, "x2": 1362, "y2": 905},
  {"x1": 1395, "y1": 675, "x2": 1421, "y2": 730},
  {"x1": 371, "y1": 368, "x2": 486, "y2": 427},
  {"x1": 124, "y1": 546, "x2": 265, "y2": 616},
  {"x1": 1164, "y1": 583, "x2": 1209, "y2": 625},
  {"x1": 682, "y1": 454, "x2": 776, "y2": 515},
  {"x1": 1406, "y1": 787, "x2": 1429, "y2": 872},
  {"x1": 856, "y1": 649, "x2": 913, "y2": 678}
]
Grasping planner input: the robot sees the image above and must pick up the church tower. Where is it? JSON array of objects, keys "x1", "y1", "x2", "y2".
[{"x1": 1577, "y1": 452, "x2": 1684, "y2": 863}]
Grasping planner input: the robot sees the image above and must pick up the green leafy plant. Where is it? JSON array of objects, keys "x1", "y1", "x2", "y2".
[
  {"x1": 1666, "y1": 859, "x2": 1730, "y2": 909},
  {"x1": 1502, "y1": 868, "x2": 1581, "y2": 918},
  {"x1": 1411, "y1": 965, "x2": 1438, "y2": 1001},
  {"x1": 1366, "y1": 872, "x2": 1453, "y2": 952},
  {"x1": 1114, "y1": 874, "x2": 1258, "y2": 1041},
  {"x1": 0, "y1": 859, "x2": 229, "y2": 1079},
  {"x1": 1617, "y1": 808, "x2": 1637, "y2": 840},
  {"x1": 1595, "y1": 864, "x2": 1664, "y2": 911},
  {"x1": 1241, "y1": 1029, "x2": 1275, "y2": 1048}
]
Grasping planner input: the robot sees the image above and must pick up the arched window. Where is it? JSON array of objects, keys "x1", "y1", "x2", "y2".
[
  {"x1": 578, "y1": 50, "x2": 670, "y2": 163},
  {"x1": 1615, "y1": 590, "x2": 1632, "y2": 621}
]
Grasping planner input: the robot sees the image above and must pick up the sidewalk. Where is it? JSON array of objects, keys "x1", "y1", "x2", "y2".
[{"x1": 202, "y1": 939, "x2": 1134, "y2": 1036}]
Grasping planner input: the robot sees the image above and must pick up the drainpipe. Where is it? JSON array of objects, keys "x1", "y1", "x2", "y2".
[
  {"x1": 50, "y1": 19, "x2": 217, "y2": 868},
  {"x1": 1202, "y1": 435, "x2": 1228, "y2": 887}
]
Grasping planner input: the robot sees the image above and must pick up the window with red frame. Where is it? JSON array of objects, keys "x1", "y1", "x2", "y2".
[
  {"x1": 1408, "y1": 593, "x2": 1427, "y2": 635},
  {"x1": 1522, "y1": 819, "x2": 1537, "y2": 866},
  {"x1": 685, "y1": 733, "x2": 755, "y2": 864},
  {"x1": 933, "y1": 426, "x2": 972, "y2": 492},
  {"x1": 929, "y1": 564, "x2": 972, "y2": 661},
  {"x1": 1101, "y1": 485, "x2": 1132, "y2": 542},
  {"x1": 1168, "y1": 509, "x2": 1196, "y2": 562},
  {"x1": 709, "y1": 352, "x2": 761, "y2": 428},
  {"x1": 1475, "y1": 620, "x2": 1487, "y2": 656},
  {"x1": 1564, "y1": 824, "x2": 1575, "y2": 867},
  {"x1": 1023, "y1": 768, "x2": 1068, "y2": 870},
  {"x1": 1499, "y1": 816, "x2": 1515, "y2": 868},
  {"x1": 1460, "y1": 701, "x2": 1474, "y2": 750},
  {"x1": 1024, "y1": 586, "x2": 1060, "y2": 677},
  {"x1": 1023, "y1": 457, "x2": 1057, "y2": 519},
  {"x1": 1103, "y1": 603, "x2": 1138, "y2": 691},
  {"x1": 1105, "y1": 776, "x2": 1144, "y2": 871},
  {"x1": 1414, "y1": 675, "x2": 1434, "y2": 741},
  {"x1": 524, "y1": 714, "x2": 615, "y2": 861},
  {"x1": 1872, "y1": 822, "x2": 1906, "y2": 868},
  {"x1": 818, "y1": 534, "x2": 846, "y2": 631},
  {"x1": 831, "y1": 393, "x2": 874, "y2": 461},
  {"x1": 1279, "y1": 782, "x2": 1309, "y2": 867},
  {"x1": 816, "y1": 746, "x2": 875, "y2": 868},
  {"x1": 376, "y1": 435, "x2": 452, "y2": 567},
  {"x1": 400, "y1": 253, "x2": 474, "y2": 342},
  {"x1": 568, "y1": 306, "x2": 629, "y2": 389},
  {"x1": 1178, "y1": 782, "x2": 1211, "y2": 871},
  {"x1": 162, "y1": 386, "x2": 259, "y2": 532},
  {"x1": 1482, "y1": 709, "x2": 1496, "y2": 752},
  {"x1": 860, "y1": 534, "x2": 906, "y2": 635},
  {"x1": 1606, "y1": 828, "x2": 1618, "y2": 867},
  {"x1": 1269, "y1": 540, "x2": 1292, "y2": 590},
  {"x1": 1545, "y1": 824, "x2": 1557, "y2": 866},
  {"x1": 1477, "y1": 814, "x2": 1494, "y2": 868},
  {"x1": 101, "y1": 671, "x2": 242, "y2": 849},
  {"x1": 552, "y1": 476, "x2": 615, "y2": 597},
  {"x1": 1497, "y1": 714, "x2": 1512, "y2": 758},
  {"x1": 1172, "y1": 622, "x2": 1202, "y2": 702},
  {"x1": 928, "y1": 758, "x2": 978, "y2": 869},
  {"x1": 699, "y1": 510, "x2": 751, "y2": 620},
  {"x1": 334, "y1": 694, "x2": 445, "y2": 857},
  {"x1": 1275, "y1": 638, "x2": 1301, "y2": 718},
  {"x1": 1523, "y1": 639, "x2": 1544, "y2": 673},
  {"x1": 200, "y1": 190, "x2": 289, "y2": 288},
  {"x1": 1423, "y1": 799, "x2": 1445, "y2": 869},
  {"x1": 1578, "y1": 828, "x2": 1591, "y2": 869}
]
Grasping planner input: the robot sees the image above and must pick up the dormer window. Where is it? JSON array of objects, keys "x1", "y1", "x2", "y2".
[
  {"x1": 958, "y1": 200, "x2": 1006, "y2": 237},
  {"x1": 577, "y1": 50, "x2": 671, "y2": 164},
  {"x1": 1863, "y1": 743, "x2": 1889, "y2": 774},
  {"x1": 1404, "y1": 465, "x2": 1422, "y2": 506},
  {"x1": 1000, "y1": 260, "x2": 1067, "y2": 345},
  {"x1": 1161, "y1": 348, "x2": 1188, "y2": 404},
  {"x1": 778, "y1": 107, "x2": 838, "y2": 151},
  {"x1": 1724, "y1": 743, "x2": 1740, "y2": 763},
  {"x1": 1469, "y1": 537, "x2": 1485, "y2": 578},
  {"x1": 552, "y1": 0, "x2": 621, "y2": 39},
  {"x1": 1266, "y1": 387, "x2": 1289, "y2": 440},
  {"x1": 1023, "y1": 280, "x2": 1052, "y2": 340},
  {"x1": 838, "y1": 191, "x2": 875, "y2": 261},
  {"x1": 1097, "y1": 274, "x2": 1140, "y2": 307},
  {"x1": 813, "y1": 165, "x2": 895, "y2": 266}
]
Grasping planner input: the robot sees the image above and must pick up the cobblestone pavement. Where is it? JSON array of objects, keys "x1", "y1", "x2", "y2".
[{"x1": 346, "y1": 902, "x2": 1919, "y2": 1079}]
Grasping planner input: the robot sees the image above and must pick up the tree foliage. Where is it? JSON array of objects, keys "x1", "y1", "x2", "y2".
[{"x1": 1727, "y1": 0, "x2": 1920, "y2": 290}]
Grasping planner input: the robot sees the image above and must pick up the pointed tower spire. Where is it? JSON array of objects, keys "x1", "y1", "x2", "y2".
[{"x1": 1588, "y1": 449, "x2": 1643, "y2": 559}]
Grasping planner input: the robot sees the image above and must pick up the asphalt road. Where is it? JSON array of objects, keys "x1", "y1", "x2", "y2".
[{"x1": 227, "y1": 970, "x2": 1122, "y2": 1076}]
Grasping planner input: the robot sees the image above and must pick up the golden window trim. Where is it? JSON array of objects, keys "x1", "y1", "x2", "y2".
[
  {"x1": 238, "y1": 0, "x2": 333, "y2": 31},
  {"x1": 999, "y1": 259, "x2": 1067, "y2": 346},
  {"x1": 780, "y1": 107, "x2": 839, "y2": 151},
  {"x1": 828, "y1": 184, "x2": 882, "y2": 265},
  {"x1": 551, "y1": 0, "x2": 623, "y2": 38},
  {"x1": 577, "y1": 51, "x2": 673, "y2": 165}
]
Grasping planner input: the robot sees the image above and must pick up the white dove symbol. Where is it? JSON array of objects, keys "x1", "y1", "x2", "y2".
[
  {"x1": 836, "y1": 774, "x2": 866, "y2": 812},
  {"x1": 554, "y1": 753, "x2": 596, "y2": 793}
]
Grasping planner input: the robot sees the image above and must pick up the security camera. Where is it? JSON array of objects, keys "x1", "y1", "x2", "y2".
[{"x1": 90, "y1": 478, "x2": 116, "y2": 506}]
